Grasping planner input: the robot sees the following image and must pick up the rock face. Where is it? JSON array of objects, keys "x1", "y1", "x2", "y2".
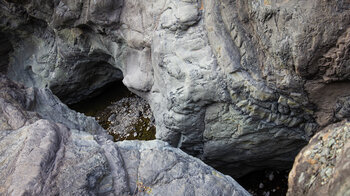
[
  {"x1": 116, "y1": 140, "x2": 250, "y2": 196},
  {"x1": 1, "y1": 0, "x2": 350, "y2": 176},
  {"x1": 0, "y1": 73, "x2": 101, "y2": 133},
  {"x1": 0, "y1": 74, "x2": 250, "y2": 195},
  {"x1": 287, "y1": 120, "x2": 350, "y2": 196}
]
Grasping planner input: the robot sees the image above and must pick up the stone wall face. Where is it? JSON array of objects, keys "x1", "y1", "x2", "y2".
[
  {"x1": 1, "y1": 0, "x2": 350, "y2": 177},
  {"x1": 0, "y1": 74, "x2": 250, "y2": 195}
]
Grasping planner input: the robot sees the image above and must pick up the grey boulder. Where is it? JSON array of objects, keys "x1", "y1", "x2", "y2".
[{"x1": 288, "y1": 120, "x2": 350, "y2": 196}]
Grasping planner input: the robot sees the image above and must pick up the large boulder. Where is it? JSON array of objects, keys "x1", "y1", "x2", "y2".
[
  {"x1": 1, "y1": 0, "x2": 350, "y2": 176},
  {"x1": 287, "y1": 121, "x2": 350, "y2": 196},
  {"x1": 116, "y1": 140, "x2": 250, "y2": 196},
  {"x1": 0, "y1": 74, "x2": 250, "y2": 195}
]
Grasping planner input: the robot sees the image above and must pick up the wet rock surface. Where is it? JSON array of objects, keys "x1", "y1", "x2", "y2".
[
  {"x1": 288, "y1": 120, "x2": 350, "y2": 196},
  {"x1": 0, "y1": 74, "x2": 250, "y2": 195}
]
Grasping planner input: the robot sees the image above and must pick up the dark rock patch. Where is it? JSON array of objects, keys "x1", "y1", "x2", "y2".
[
  {"x1": 0, "y1": 32, "x2": 13, "y2": 74},
  {"x1": 237, "y1": 169, "x2": 289, "y2": 196}
]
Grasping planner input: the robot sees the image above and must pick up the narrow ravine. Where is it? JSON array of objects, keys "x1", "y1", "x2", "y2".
[
  {"x1": 69, "y1": 80, "x2": 289, "y2": 196},
  {"x1": 69, "y1": 81, "x2": 156, "y2": 141}
]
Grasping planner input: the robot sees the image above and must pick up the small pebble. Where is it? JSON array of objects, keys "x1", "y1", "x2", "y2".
[{"x1": 259, "y1": 183, "x2": 264, "y2": 189}]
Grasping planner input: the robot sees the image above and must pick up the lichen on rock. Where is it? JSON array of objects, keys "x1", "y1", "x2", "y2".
[{"x1": 288, "y1": 120, "x2": 350, "y2": 196}]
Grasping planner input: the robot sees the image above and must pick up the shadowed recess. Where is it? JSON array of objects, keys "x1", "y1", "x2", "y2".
[
  {"x1": 0, "y1": 32, "x2": 13, "y2": 74},
  {"x1": 69, "y1": 80, "x2": 156, "y2": 141}
]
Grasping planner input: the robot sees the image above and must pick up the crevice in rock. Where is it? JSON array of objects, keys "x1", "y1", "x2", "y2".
[
  {"x1": 0, "y1": 32, "x2": 13, "y2": 74},
  {"x1": 237, "y1": 169, "x2": 290, "y2": 196},
  {"x1": 69, "y1": 80, "x2": 156, "y2": 142}
]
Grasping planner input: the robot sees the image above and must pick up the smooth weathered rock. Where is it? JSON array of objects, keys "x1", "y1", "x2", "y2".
[
  {"x1": 117, "y1": 140, "x2": 250, "y2": 196},
  {"x1": 0, "y1": 119, "x2": 117, "y2": 196},
  {"x1": 1, "y1": 0, "x2": 350, "y2": 176},
  {"x1": 0, "y1": 73, "x2": 105, "y2": 135},
  {"x1": 0, "y1": 74, "x2": 249, "y2": 195},
  {"x1": 287, "y1": 121, "x2": 350, "y2": 196}
]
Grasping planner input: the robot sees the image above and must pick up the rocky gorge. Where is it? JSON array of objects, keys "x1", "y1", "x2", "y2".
[{"x1": 0, "y1": 0, "x2": 350, "y2": 195}]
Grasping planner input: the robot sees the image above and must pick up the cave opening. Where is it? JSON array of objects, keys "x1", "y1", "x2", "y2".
[
  {"x1": 0, "y1": 32, "x2": 13, "y2": 74},
  {"x1": 69, "y1": 80, "x2": 156, "y2": 141},
  {"x1": 236, "y1": 169, "x2": 290, "y2": 196}
]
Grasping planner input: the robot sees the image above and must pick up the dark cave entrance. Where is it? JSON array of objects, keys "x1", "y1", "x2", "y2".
[
  {"x1": 0, "y1": 32, "x2": 13, "y2": 74},
  {"x1": 69, "y1": 80, "x2": 132, "y2": 116},
  {"x1": 236, "y1": 169, "x2": 290, "y2": 196},
  {"x1": 209, "y1": 161, "x2": 291, "y2": 196},
  {"x1": 69, "y1": 80, "x2": 156, "y2": 141}
]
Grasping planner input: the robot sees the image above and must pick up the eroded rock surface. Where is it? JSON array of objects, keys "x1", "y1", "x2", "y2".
[
  {"x1": 1, "y1": 0, "x2": 350, "y2": 176},
  {"x1": 0, "y1": 74, "x2": 250, "y2": 195},
  {"x1": 287, "y1": 120, "x2": 350, "y2": 196}
]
